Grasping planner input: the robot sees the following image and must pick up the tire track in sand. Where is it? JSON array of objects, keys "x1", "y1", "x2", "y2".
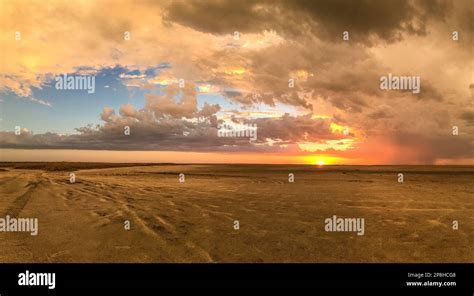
[{"x1": 1, "y1": 174, "x2": 44, "y2": 217}]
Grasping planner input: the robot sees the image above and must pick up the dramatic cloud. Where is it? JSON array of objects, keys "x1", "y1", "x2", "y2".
[
  {"x1": 0, "y1": 84, "x2": 346, "y2": 152},
  {"x1": 165, "y1": 0, "x2": 451, "y2": 43},
  {"x1": 1, "y1": 0, "x2": 472, "y2": 164}
]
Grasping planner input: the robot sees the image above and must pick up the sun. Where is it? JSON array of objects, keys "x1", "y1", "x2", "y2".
[{"x1": 299, "y1": 155, "x2": 343, "y2": 166}]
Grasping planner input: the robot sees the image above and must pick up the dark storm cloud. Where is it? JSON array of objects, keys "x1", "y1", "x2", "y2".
[
  {"x1": 252, "y1": 113, "x2": 342, "y2": 142},
  {"x1": 392, "y1": 131, "x2": 474, "y2": 163},
  {"x1": 460, "y1": 111, "x2": 474, "y2": 126},
  {"x1": 165, "y1": 0, "x2": 273, "y2": 35},
  {"x1": 0, "y1": 114, "x2": 337, "y2": 152},
  {"x1": 222, "y1": 89, "x2": 243, "y2": 98},
  {"x1": 415, "y1": 81, "x2": 444, "y2": 101},
  {"x1": 282, "y1": 0, "x2": 450, "y2": 42},
  {"x1": 165, "y1": 0, "x2": 451, "y2": 43},
  {"x1": 368, "y1": 109, "x2": 393, "y2": 120}
]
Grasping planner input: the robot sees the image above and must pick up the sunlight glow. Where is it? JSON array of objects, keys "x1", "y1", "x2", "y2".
[{"x1": 302, "y1": 155, "x2": 343, "y2": 166}]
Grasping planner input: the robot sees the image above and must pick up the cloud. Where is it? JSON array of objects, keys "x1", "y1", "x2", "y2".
[
  {"x1": 145, "y1": 83, "x2": 198, "y2": 119},
  {"x1": 1, "y1": 0, "x2": 472, "y2": 164},
  {"x1": 165, "y1": 0, "x2": 273, "y2": 35},
  {"x1": 324, "y1": 129, "x2": 474, "y2": 164},
  {"x1": 460, "y1": 111, "x2": 474, "y2": 126},
  {"x1": 164, "y1": 0, "x2": 451, "y2": 43},
  {"x1": 0, "y1": 84, "x2": 348, "y2": 153},
  {"x1": 119, "y1": 104, "x2": 139, "y2": 118},
  {"x1": 100, "y1": 107, "x2": 117, "y2": 122}
]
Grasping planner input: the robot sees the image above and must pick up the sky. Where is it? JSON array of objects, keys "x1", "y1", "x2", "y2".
[{"x1": 0, "y1": 0, "x2": 473, "y2": 165}]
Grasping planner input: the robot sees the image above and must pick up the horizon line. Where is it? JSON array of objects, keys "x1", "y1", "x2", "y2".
[{"x1": 1, "y1": 161, "x2": 473, "y2": 166}]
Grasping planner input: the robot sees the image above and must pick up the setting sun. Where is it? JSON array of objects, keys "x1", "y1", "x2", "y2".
[{"x1": 302, "y1": 155, "x2": 343, "y2": 166}]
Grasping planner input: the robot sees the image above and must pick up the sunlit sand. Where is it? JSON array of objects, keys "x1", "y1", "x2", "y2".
[{"x1": 0, "y1": 163, "x2": 472, "y2": 263}]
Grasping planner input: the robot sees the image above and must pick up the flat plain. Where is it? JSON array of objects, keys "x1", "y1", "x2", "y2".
[{"x1": 0, "y1": 163, "x2": 472, "y2": 263}]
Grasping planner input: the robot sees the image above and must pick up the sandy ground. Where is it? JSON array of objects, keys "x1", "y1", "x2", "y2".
[{"x1": 0, "y1": 164, "x2": 472, "y2": 263}]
